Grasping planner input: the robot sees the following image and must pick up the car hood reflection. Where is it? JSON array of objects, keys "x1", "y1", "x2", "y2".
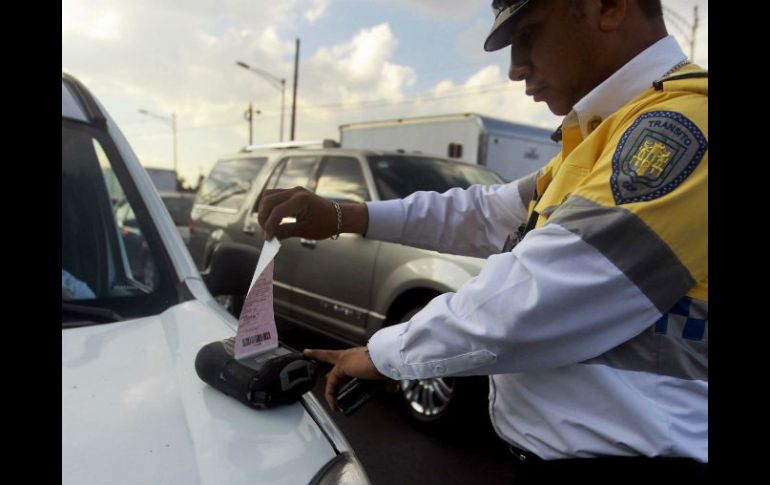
[{"x1": 61, "y1": 300, "x2": 335, "y2": 485}]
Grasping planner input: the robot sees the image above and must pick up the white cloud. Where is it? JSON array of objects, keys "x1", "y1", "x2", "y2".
[
  {"x1": 308, "y1": 23, "x2": 416, "y2": 97},
  {"x1": 392, "y1": 0, "x2": 485, "y2": 18},
  {"x1": 286, "y1": 23, "x2": 421, "y2": 144},
  {"x1": 305, "y1": 0, "x2": 330, "y2": 23},
  {"x1": 63, "y1": 0, "x2": 306, "y2": 181},
  {"x1": 422, "y1": 65, "x2": 560, "y2": 130},
  {"x1": 62, "y1": 0, "x2": 705, "y2": 184},
  {"x1": 62, "y1": 3, "x2": 123, "y2": 42}
]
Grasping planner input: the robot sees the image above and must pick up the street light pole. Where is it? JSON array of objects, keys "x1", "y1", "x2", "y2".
[
  {"x1": 291, "y1": 38, "x2": 299, "y2": 141},
  {"x1": 171, "y1": 113, "x2": 177, "y2": 176},
  {"x1": 236, "y1": 61, "x2": 286, "y2": 142},
  {"x1": 138, "y1": 108, "x2": 177, "y2": 175}
]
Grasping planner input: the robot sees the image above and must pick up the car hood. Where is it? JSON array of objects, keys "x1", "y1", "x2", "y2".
[{"x1": 62, "y1": 300, "x2": 335, "y2": 485}]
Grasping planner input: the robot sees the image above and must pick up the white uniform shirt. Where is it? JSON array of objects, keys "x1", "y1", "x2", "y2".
[{"x1": 365, "y1": 36, "x2": 707, "y2": 462}]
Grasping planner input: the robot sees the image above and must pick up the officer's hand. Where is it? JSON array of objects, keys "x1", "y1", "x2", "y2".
[
  {"x1": 257, "y1": 187, "x2": 337, "y2": 241},
  {"x1": 303, "y1": 347, "x2": 387, "y2": 412}
]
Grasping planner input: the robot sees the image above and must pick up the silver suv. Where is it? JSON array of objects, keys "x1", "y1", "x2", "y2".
[{"x1": 189, "y1": 143, "x2": 504, "y2": 423}]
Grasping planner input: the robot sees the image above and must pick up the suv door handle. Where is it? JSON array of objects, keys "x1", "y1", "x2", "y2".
[
  {"x1": 300, "y1": 238, "x2": 317, "y2": 249},
  {"x1": 243, "y1": 214, "x2": 259, "y2": 235}
]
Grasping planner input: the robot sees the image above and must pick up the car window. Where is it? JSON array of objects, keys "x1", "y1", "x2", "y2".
[
  {"x1": 62, "y1": 122, "x2": 169, "y2": 307},
  {"x1": 367, "y1": 155, "x2": 503, "y2": 200},
  {"x1": 315, "y1": 157, "x2": 370, "y2": 203},
  {"x1": 252, "y1": 156, "x2": 320, "y2": 213},
  {"x1": 197, "y1": 157, "x2": 266, "y2": 210},
  {"x1": 270, "y1": 156, "x2": 319, "y2": 190}
]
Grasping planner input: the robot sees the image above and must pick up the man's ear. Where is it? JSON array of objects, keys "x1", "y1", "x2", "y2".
[{"x1": 597, "y1": 0, "x2": 628, "y2": 32}]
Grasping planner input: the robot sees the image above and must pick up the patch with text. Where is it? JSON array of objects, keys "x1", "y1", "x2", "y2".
[{"x1": 611, "y1": 111, "x2": 706, "y2": 205}]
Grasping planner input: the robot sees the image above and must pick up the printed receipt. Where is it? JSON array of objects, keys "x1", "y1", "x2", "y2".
[{"x1": 234, "y1": 237, "x2": 281, "y2": 360}]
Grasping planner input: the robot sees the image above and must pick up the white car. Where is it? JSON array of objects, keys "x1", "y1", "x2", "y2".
[{"x1": 62, "y1": 72, "x2": 369, "y2": 485}]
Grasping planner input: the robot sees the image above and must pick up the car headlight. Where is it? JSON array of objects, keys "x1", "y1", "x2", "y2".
[{"x1": 309, "y1": 452, "x2": 371, "y2": 485}]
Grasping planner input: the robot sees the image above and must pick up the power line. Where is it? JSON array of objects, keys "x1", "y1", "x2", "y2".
[
  {"x1": 129, "y1": 80, "x2": 517, "y2": 136},
  {"x1": 288, "y1": 81, "x2": 514, "y2": 114},
  {"x1": 662, "y1": 4, "x2": 699, "y2": 59},
  {"x1": 662, "y1": 5, "x2": 690, "y2": 28},
  {"x1": 128, "y1": 120, "x2": 245, "y2": 138}
]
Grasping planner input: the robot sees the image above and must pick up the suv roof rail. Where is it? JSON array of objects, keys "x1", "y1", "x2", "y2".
[{"x1": 240, "y1": 139, "x2": 340, "y2": 152}]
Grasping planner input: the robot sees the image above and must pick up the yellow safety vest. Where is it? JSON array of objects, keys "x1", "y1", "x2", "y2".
[{"x1": 531, "y1": 64, "x2": 708, "y2": 308}]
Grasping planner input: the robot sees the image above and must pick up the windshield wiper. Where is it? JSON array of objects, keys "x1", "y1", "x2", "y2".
[{"x1": 62, "y1": 302, "x2": 124, "y2": 327}]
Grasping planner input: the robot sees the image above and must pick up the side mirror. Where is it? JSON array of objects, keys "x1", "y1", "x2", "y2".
[{"x1": 200, "y1": 242, "x2": 260, "y2": 296}]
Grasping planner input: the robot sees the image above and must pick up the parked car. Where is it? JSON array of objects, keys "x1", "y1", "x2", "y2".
[
  {"x1": 146, "y1": 166, "x2": 179, "y2": 192},
  {"x1": 160, "y1": 190, "x2": 196, "y2": 245},
  {"x1": 188, "y1": 143, "x2": 504, "y2": 424},
  {"x1": 62, "y1": 73, "x2": 369, "y2": 484}
]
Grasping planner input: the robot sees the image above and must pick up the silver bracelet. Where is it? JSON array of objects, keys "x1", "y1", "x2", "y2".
[
  {"x1": 331, "y1": 201, "x2": 342, "y2": 240},
  {"x1": 364, "y1": 346, "x2": 375, "y2": 367}
]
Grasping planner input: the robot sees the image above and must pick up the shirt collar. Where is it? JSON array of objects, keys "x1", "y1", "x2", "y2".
[{"x1": 564, "y1": 35, "x2": 688, "y2": 138}]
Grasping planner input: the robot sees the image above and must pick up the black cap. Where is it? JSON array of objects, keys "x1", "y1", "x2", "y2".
[{"x1": 484, "y1": 0, "x2": 532, "y2": 52}]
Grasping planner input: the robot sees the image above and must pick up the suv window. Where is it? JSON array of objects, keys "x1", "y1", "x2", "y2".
[
  {"x1": 198, "y1": 157, "x2": 266, "y2": 210},
  {"x1": 315, "y1": 157, "x2": 370, "y2": 203},
  {"x1": 268, "y1": 156, "x2": 319, "y2": 190},
  {"x1": 367, "y1": 155, "x2": 503, "y2": 200}
]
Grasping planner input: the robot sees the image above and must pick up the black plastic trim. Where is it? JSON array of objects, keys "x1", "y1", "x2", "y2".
[{"x1": 62, "y1": 72, "x2": 107, "y2": 127}]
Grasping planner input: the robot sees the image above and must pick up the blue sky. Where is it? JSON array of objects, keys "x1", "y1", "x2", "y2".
[{"x1": 62, "y1": 0, "x2": 708, "y2": 186}]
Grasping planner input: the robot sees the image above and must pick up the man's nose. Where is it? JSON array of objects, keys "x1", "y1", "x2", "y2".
[
  {"x1": 508, "y1": 61, "x2": 528, "y2": 82},
  {"x1": 508, "y1": 49, "x2": 529, "y2": 81}
]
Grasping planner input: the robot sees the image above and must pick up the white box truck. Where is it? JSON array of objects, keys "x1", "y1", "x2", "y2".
[{"x1": 339, "y1": 113, "x2": 561, "y2": 181}]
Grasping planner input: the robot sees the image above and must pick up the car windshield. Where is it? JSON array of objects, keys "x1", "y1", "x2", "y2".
[
  {"x1": 196, "y1": 157, "x2": 266, "y2": 210},
  {"x1": 367, "y1": 155, "x2": 504, "y2": 200},
  {"x1": 62, "y1": 121, "x2": 180, "y2": 326}
]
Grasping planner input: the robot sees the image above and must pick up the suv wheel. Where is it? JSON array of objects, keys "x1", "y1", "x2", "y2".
[{"x1": 400, "y1": 376, "x2": 457, "y2": 422}]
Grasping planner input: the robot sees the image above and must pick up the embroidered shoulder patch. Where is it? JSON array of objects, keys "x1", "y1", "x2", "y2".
[{"x1": 611, "y1": 111, "x2": 707, "y2": 205}]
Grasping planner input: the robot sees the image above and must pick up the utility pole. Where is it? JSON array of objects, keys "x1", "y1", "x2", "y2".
[
  {"x1": 290, "y1": 38, "x2": 300, "y2": 141},
  {"x1": 690, "y1": 6, "x2": 699, "y2": 61},
  {"x1": 172, "y1": 113, "x2": 177, "y2": 175},
  {"x1": 243, "y1": 103, "x2": 261, "y2": 145},
  {"x1": 138, "y1": 108, "x2": 177, "y2": 175},
  {"x1": 662, "y1": 4, "x2": 700, "y2": 60}
]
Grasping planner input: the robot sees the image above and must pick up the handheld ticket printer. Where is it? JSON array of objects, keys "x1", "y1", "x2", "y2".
[{"x1": 195, "y1": 337, "x2": 318, "y2": 409}]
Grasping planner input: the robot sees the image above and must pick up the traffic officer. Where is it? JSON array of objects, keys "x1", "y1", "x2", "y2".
[{"x1": 258, "y1": 0, "x2": 707, "y2": 481}]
